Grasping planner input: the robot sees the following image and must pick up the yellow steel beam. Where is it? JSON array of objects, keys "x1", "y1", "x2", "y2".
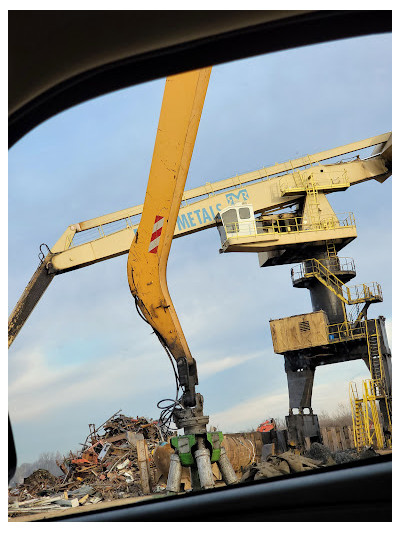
[
  {"x1": 8, "y1": 132, "x2": 391, "y2": 347},
  {"x1": 127, "y1": 68, "x2": 211, "y2": 363},
  {"x1": 54, "y1": 132, "x2": 391, "y2": 240},
  {"x1": 48, "y1": 153, "x2": 390, "y2": 271}
]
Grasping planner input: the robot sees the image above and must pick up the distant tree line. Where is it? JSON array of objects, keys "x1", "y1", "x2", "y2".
[
  {"x1": 318, "y1": 402, "x2": 353, "y2": 428},
  {"x1": 9, "y1": 451, "x2": 65, "y2": 487},
  {"x1": 258, "y1": 402, "x2": 354, "y2": 432}
]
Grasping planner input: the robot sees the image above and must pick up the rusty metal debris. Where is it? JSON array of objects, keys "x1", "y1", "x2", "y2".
[
  {"x1": 8, "y1": 411, "x2": 168, "y2": 518},
  {"x1": 239, "y1": 442, "x2": 381, "y2": 483},
  {"x1": 9, "y1": 417, "x2": 380, "y2": 519}
]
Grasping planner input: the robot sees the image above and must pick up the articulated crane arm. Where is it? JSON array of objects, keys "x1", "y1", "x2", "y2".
[
  {"x1": 128, "y1": 69, "x2": 238, "y2": 492},
  {"x1": 127, "y1": 68, "x2": 211, "y2": 408}
]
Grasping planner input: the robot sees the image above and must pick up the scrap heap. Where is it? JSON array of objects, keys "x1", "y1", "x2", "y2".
[
  {"x1": 8, "y1": 411, "x2": 168, "y2": 517},
  {"x1": 58, "y1": 411, "x2": 163, "y2": 498}
]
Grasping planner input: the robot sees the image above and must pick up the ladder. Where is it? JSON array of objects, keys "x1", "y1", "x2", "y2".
[
  {"x1": 305, "y1": 177, "x2": 320, "y2": 226},
  {"x1": 326, "y1": 240, "x2": 336, "y2": 258},
  {"x1": 366, "y1": 320, "x2": 392, "y2": 440},
  {"x1": 366, "y1": 319, "x2": 387, "y2": 398},
  {"x1": 362, "y1": 379, "x2": 385, "y2": 449},
  {"x1": 347, "y1": 301, "x2": 370, "y2": 325},
  {"x1": 350, "y1": 382, "x2": 368, "y2": 450}
]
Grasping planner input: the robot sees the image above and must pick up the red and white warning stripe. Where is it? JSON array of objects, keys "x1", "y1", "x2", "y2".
[{"x1": 148, "y1": 215, "x2": 164, "y2": 254}]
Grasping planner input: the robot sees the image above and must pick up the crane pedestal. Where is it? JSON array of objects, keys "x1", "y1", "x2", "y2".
[{"x1": 270, "y1": 252, "x2": 392, "y2": 450}]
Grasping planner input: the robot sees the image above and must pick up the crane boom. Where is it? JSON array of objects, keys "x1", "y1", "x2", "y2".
[
  {"x1": 8, "y1": 133, "x2": 391, "y2": 348},
  {"x1": 48, "y1": 133, "x2": 391, "y2": 272},
  {"x1": 50, "y1": 131, "x2": 392, "y2": 248}
]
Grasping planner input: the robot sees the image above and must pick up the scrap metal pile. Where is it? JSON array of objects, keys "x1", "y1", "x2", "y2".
[
  {"x1": 239, "y1": 442, "x2": 380, "y2": 482},
  {"x1": 8, "y1": 410, "x2": 168, "y2": 517}
]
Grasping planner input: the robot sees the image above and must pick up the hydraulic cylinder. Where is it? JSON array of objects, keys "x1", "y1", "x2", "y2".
[
  {"x1": 217, "y1": 447, "x2": 238, "y2": 485},
  {"x1": 194, "y1": 438, "x2": 214, "y2": 489},
  {"x1": 166, "y1": 453, "x2": 182, "y2": 493}
]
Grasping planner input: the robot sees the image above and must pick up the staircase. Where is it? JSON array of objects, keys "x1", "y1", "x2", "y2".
[
  {"x1": 366, "y1": 319, "x2": 389, "y2": 401},
  {"x1": 296, "y1": 257, "x2": 382, "y2": 307},
  {"x1": 349, "y1": 382, "x2": 368, "y2": 450},
  {"x1": 362, "y1": 380, "x2": 385, "y2": 449}
]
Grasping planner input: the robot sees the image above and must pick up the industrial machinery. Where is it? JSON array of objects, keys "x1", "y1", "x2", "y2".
[
  {"x1": 215, "y1": 135, "x2": 392, "y2": 449},
  {"x1": 125, "y1": 67, "x2": 237, "y2": 491},
  {"x1": 257, "y1": 419, "x2": 276, "y2": 433},
  {"x1": 9, "y1": 131, "x2": 392, "y2": 454},
  {"x1": 9, "y1": 9, "x2": 392, "y2": 522},
  {"x1": 349, "y1": 378, "x2": 391, "y2": 451}
]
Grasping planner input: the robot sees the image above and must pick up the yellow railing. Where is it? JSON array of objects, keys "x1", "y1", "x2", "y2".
[
  {"x1": 223, "y1": 212, "x2": 355, "y2": 241},
  {"x1": 280, "y1": 169, "x2": 349, "y2": 195},
  {"x1": 349, "y1": 382, "x2": 368, "y2": 451},
  {"x1": 345, "y1": 282, "x2": 383, "y2": 304},
  {"x1": 291, "y1": 258, "x2": 382, "y2": 306},
  {"x1": 362, "y1": 379, "x2": 385, "y2": 449},
  {"x1": 328, "y1": 321, "x2": 367, "y2": 343}
]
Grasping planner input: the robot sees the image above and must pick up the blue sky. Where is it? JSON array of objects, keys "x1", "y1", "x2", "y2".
[{"x1": 8, "y1": 33, "x2": 392, "y2": 464}]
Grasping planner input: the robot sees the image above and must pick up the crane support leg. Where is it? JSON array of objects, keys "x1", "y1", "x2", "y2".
[
  {"x1": 285, "y1": 362, "x2": 315, "y2": 411},
  {"x1": 284, "y1": 358, "x2": 321, "y2": 448}
]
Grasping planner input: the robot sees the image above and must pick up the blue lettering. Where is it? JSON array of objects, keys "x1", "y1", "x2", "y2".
[
  {"x1": 194, "y1": 209, "x2": 202, "y2": 224},
  {"x1": 187, "y1": 212, "x2": 196, "y2": 227},
  {"x1": 177, "y1": 214, "x2": 190, "y2": 231},
  {"x1": 225, "y1": 188, "x2": 249, "y2": 205},
  {"x1": 209, "y1": 205, "x2": 216, "y2": 219},
  {"x1": 216, "y1": 203, "x2": 222, "y2": 212},
  {"x1": 202, "y1": 208, "x2": 212, "y2": 224}
]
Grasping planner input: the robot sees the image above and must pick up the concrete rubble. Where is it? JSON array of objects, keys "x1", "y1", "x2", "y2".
[{"x1": 8, "y1": 410, "x2": 168, "y2": 518}]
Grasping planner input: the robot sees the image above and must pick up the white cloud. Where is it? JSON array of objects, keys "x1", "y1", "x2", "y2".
[
  {"x1": 8, "y1": 341, "x2": 263, "y2": 425},
  {"x1": 209, "y1": 373, "x2": 373, "y2": 434},
  {"x1": 198, "y1": 352, "x2": 261, "y2": 378},
  {"x1": 8, "y1": 343, "x2": 168, "y2": 423},
  {"x1": 210, "y1": 390, "x2": 289, "y2": 433}
]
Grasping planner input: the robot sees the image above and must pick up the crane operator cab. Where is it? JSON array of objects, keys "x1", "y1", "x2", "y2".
[
  {"x1": 216, "y1": 202, "x2": 281, "y2": 253},
  {"x1": 215, "y1": 200, "x2": 357, "y2": 257},
  {"x1": 216, "y1": 203, "x2": 256, "y2": 242}
]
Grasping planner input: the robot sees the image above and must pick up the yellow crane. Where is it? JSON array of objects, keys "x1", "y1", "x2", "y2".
[
  {"x1": 8, "y1": 120, "x2": 391, "y2": 455},
  {"x1": 8, "y1": 132, "x2": 391, "y2": 347}
]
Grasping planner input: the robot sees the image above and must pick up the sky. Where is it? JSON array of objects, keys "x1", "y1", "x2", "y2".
[{"x1": 8, "y1": 33, "x2": 392, "y2": 464}]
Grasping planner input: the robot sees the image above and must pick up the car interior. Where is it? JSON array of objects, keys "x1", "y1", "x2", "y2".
[{"x1": 8, "y1": 10, "x2": 392, "y2": 521}]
